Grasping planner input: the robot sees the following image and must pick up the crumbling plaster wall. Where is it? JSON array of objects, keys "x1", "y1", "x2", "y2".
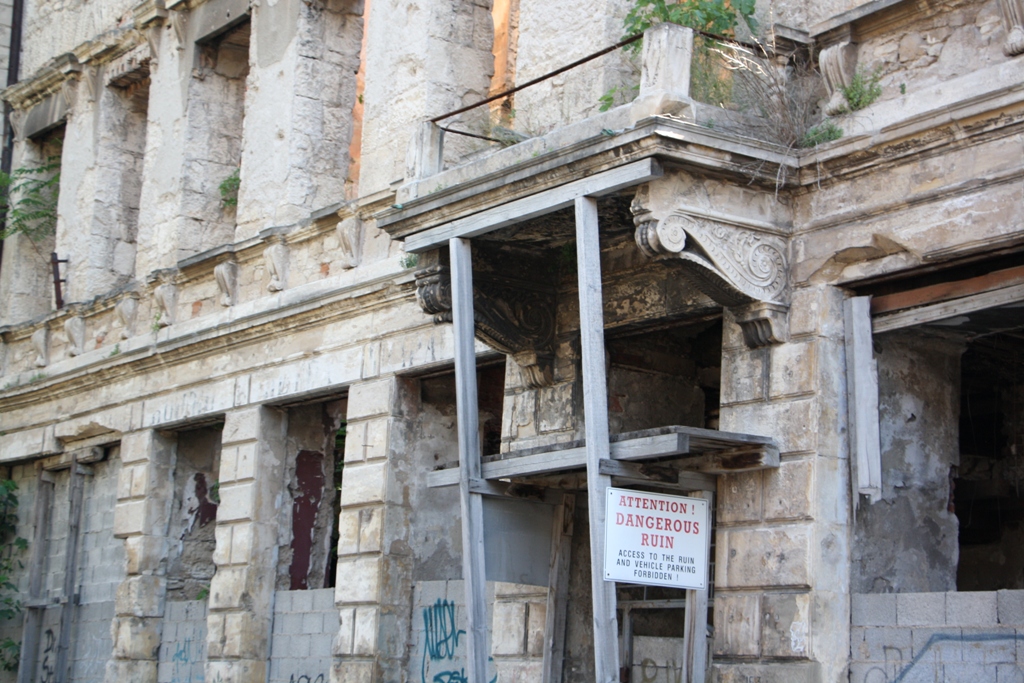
[
  {"x1": 0, "y1": 131, "x2": 62, "y2": 324},
  {"x1": 234, "y1": 0, "x2": 363, "y2": 238},
  {"x1": 853, "y1": 331, "x2": 962, "y2": 594},
  {"x1": 512, "y1": 0, "x2": 635, "y2": 137},
  {"x1": 20, "y1": 0, "x2": 137, "y2": 75},
  {"x1": 850, "y1": 0, "x2": 1009, "y2": 109},
  {"x1": 57, "y1": 78, "x2": 148, "y2": 303},
  {"x1": 358, "y1": 0, "x2": 494, "y2": 195}
]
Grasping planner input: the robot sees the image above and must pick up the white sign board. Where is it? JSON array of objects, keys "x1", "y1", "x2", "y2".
[{"x1": 603, "y1": 487, "x2": 710, "y2": 590}]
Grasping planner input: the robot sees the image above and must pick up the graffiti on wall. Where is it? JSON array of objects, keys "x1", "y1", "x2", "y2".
[
  {"x1": 419, "y1": 599, "x2": 497, "y2": 683},
  {"x1": 853, "y1": 632, "x2": 1024, "y2": 683}
]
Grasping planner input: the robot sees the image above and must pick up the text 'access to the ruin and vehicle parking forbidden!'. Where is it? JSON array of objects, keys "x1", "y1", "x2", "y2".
[{"x1": 604, "y1": 487, "x2": 710, "y2": 590}]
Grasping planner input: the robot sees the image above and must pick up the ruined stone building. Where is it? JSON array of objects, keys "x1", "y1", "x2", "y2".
[{"x1": 1, "y1": 0, "x2": 1024, "y2": 680}]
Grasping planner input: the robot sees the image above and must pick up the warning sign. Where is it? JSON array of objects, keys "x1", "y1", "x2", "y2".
[{"x1": 603, "y1": 487, "x2": 710, "y2": 590}]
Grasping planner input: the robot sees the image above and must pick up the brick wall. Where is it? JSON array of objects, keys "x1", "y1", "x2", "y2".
[
  {"x1": 850, "y1": 591, "x2": 1024, "y2": 682},
  {"x1": 269, "y1": 589, "x2": 338, "y2": 683},
  {"x1": 158, "y1": 601, "x2": 208, "y2": 683}
]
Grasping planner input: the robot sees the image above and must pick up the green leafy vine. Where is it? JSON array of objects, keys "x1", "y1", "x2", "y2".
[
  {"x1": 0, "y1": 155, "x2": 61, "y2": 242},
  {"x1": 0, "y1": 479, "x2": 27, "y2": 672}
]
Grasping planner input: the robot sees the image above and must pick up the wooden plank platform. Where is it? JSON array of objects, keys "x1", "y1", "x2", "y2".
[{"x1": 427, "y1": 425, "x2": 778, "y2": 488}]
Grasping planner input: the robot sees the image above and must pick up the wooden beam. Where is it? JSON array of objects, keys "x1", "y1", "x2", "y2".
[
  {"x1": 680, "y1": 444, "x2": 781, "y2": 475},
  {"x1": 683, "y1": 490, "x2": 713, "y2": 683},
  {"x1": 846, "y1": 296, "x2": 882, "y2": 502},
  {"x1": 428, "y1": 432, "x2": 690, "y2": 487},
  {"x1": 599, "y1": 459, "x2": 717, "y2": 492},
  {"x1": 575, "y1": 195, "x2": 620, "y2": 683},
  {"x1": 872, "y1": 282, "x2": 1024, "y2": 333},
  {"x1": 450, "y1": 237, "x2": 490, "y2": 682},
  {"x1": 55, "y1": 454, "x2": 91, "y2": 683},
  {"x1": 870, "y1": 263, "x2": 1024, "y2": 316},
  {"x1": 542, "y1": 494, "x2": 575, "y2": 683},
  {"x1": 404, "y1": 159, "x2": 663, "y2": 253}
]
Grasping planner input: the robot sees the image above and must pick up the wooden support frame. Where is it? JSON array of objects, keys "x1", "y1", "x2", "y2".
[
  {"x1": 575, "y1": 195, "x2": 621, "y2": 682},
  {"x1": 55, "y1": 460, "x2": 91, "y2": 683},
  {"x1": 845, "y1": 296, "x2": 882, "y2": 502},
  {"x1": 682, "y1": 489, "x2": 713, "y2": 683},
  {"x1": 449, "y1": 237, "x2": 490, "y2": 682},
  {"x1": 542, "y1": 494, "x2": 575, "y2": 683},
  {"x1": 404, "y1": 159, "x2": 663, "y2": 253},
  {"x1": 17, "y1": 466, "x2": 54, "y2": 683}
]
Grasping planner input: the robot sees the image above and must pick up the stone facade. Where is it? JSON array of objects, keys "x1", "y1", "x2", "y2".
[{"x1": 1, "y1": 0, "x2": 1024, "y2": 682}]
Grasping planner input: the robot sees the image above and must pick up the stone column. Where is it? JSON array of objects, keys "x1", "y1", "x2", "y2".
[
  {"x1": 711, "y1": 285, "x2": 851, "y2": 683},
  {"x1": 106, "y1": 429, "x2": 176, "y2": 683},
  {"x1": 205, "y1": 406, "x2": 287, "y2": 682},
  {"x1": 134, "y1": 12, "x2": 248, "y2": 278},
  {"x1": 233, "y1": 0, "x2": 363, "y2": 239},
  {"x1": 331, "y1": 377, "x2": 413, "y2": 683}
]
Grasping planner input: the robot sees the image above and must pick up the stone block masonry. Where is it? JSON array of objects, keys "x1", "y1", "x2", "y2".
[{"x1": 850, "y1": 591, "x2": 1024, "y2": 683}]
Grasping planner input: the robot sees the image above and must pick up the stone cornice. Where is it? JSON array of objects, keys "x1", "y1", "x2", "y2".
[{"x1": 0, "y1": 258, "x2": 417, "y2": 410}]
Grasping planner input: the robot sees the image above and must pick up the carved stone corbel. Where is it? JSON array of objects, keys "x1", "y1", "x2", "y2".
[
  {"x1": 336, "y1": 216, "x2": 363, "y2": 270},
  {"x1": 632, "y1": 191, "x2": 790, "y2": 348},
  {"x1": 1001, "y1": 0, "x2": 1024, "y2": 56},
  {"x1": 32, "y1": 327, "x2": 49, "y2": 368},
  {"x1": 169, "y1": 11, "x2": 187, "y2": 51},
  {"x1": 264, "y1": 239, "x2": 289, "y2": 292},
  {"x1": 152, "y1": 273, "x2": 178, "y2": 327},
  {"x1": 9, "y1": 109, "x2": 24, "y2": 141},
  {"x1": 819, "y1": 41, "x2": 857, "y2": 115},
  {"x1": 64, "y1": 315, "x2": 86, "y2": 357},
  {"x1": 415, "y1": 256, "x2": 557, "y2": 388},
  {"x1": 214, "y1": 258, "x2": 239, "y2": 306},
  {"x1": 115, "y1": 294, "x2": 140, "y2": 339},
  {"x1": 60, "y1": 79, "x2": 79, "y2": 117}
]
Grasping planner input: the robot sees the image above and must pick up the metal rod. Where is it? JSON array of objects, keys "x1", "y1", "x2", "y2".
[
  {"x1": 50, "y1": 252, "x2": 66, "y2": 309},
  {"x1": 439, "y1": 127, "x2": 505, "y2": 144},
  {"x1": 429, "y1": 26, "x2": 758, "y2": 124},
  {"x1": 431, "y1": 33, "x2": 644, "y2": 123}
]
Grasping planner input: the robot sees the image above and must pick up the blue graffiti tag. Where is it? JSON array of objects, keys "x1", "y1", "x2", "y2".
[{"x1": 420, "y1": 599, "x2": 496, "y2": 683}]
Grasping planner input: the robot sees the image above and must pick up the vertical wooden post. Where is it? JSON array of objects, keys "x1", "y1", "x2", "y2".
[
  {"x1": 844, "y1": 296, "x2": 882, "y2": 503},
  {"x1": 683, "y1": 489, "x2": 713, "y2": 683},
  {"x1": 574, "y1": 195, "x2": 621, "y2": 682},
  {"x1": 542, "y1": 493, "x2": 575, "y2": 683},
  {"x1": 17, "y1": 466, "x2": 54, "y2": 683},
  {"x1": 55, "y1": 457, "x2": 90, "y2": 683},
  {"x1": 449, "y1": 237, "x2": 489, "y2": 682}
]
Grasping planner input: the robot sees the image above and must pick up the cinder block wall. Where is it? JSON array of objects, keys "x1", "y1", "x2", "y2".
[
  {"x1": 850, "y1": 591, "x2": 1024, "y2": 682},
  {"x1": 269, "y1": 589, "x2": 338, "y2": 683}
]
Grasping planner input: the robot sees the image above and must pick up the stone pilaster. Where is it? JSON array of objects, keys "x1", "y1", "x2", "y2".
[
  {"x1": 106, "y1": 430, "x2": 176, "y2": 683},
  {"x1": 233, "y1": 0, "x2": 363, "y2": 238},
  {"x1": 205, "y1": 406, "x2": 287, "y2": 682},
  {"x1": 331, "y1": 377, "x2": 413, "y2": 683},
  {"x1": 711, "y1": 285, "x2": 851, "y2": 683}
]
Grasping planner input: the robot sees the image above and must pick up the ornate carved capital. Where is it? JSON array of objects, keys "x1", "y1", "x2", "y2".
[
  {"x1": 633, "y1": 190, "x2": 790, "y2": 348},
  {"x1": 415, "y1": 262, "x2": 556, "y2": 388},
  {"x1": 732, "y1": 301, "x2": 790, "y2": 347},
  {"x1": 1001, "y1": 0, "x2": 1024, "y2": 56}
]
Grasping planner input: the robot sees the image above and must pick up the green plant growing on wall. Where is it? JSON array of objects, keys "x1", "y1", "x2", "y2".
[
  {"x1": 799, "y1": 120, "x2": 844, "y2": 147},
  {"x1": 0, "y1": 479, "x2": 28, "y2": 672},
  {"x1": 0, "y1": 154, "x2": 61, "y2": 242},
  {"x1": 219, "y1": 167, "x2": 241, "y2": 207},
  {"x1": 400, "y1": 253, "x2": 419, "y2": 269},
  {"x1": 838, "y1": 67, "x2": 883, "y2": 113}
]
